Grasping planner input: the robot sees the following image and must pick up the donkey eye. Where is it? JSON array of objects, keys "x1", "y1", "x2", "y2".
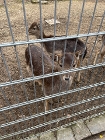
[
  {"x1": 33, "y1": 27, "x2": 36, "y2": 30},
  {"x1": 73, "y1": 62, "x2": 76, "y2": 67},
  {"x1": 73, "y1": 64, "x2": 75, "y2": 67},
  {"x1": 60, "y1": 64, "x2": 62, "y2": 67}
]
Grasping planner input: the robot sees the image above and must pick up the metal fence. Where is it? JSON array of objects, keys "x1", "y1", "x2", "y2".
[{"x1": 0, "y1": 0, "x2": 105, "y2": 139}]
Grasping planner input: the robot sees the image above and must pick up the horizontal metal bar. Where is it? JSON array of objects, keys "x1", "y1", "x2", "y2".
[
  {"x1": 0, "y1": 32, "x2": 105, "y2": 48},
  {"x1": 1, "y1": 93, "x2": 105, "y2": 128},
  {"x1": 1, "y1": 104, "x2": 105, "y2": 139},
  {"x1": 0, "y1": 62, "x2": 105, "y2": 88},
  {"x1": 0, "y1": 80, "x2": 105, "y2": 112},
  {"x1": 25, "y1": 111, "x2": 105, "y2": 140}
]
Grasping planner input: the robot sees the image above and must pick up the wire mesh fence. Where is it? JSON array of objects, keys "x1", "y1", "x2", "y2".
[{"x1": 0, "y1": 0, "x2": 105, "y2": 139}]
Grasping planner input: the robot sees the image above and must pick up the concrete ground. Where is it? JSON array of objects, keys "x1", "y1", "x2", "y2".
[
  {"x1": 23, "y1": 113, "x2": 105, "y2": 140},
  {"x1": 84, "y1": 132, "x2": 105, "y2": 140}
]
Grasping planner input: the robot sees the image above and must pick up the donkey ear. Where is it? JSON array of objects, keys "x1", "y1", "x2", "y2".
[
  {"x1": 53, "y1": 50, "x2": 63, "y2": 62},
  {"x1": 75, "y1": 51, "x2": 80, "y2": 59},
  {"x1": 54, "y1": 55, "x2": 59, "y2": 62},
  {"x1": 55, "y1": 50, "x2": 62, "y2": 57}
]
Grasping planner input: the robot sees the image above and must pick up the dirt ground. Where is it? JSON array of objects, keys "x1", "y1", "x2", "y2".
[{"x1": 0, "y1": 0, "x2": 105, "y2": 139}]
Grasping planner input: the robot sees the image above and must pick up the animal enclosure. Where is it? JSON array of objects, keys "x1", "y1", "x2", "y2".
[{"x1": 0, "y1": 0, "x2": 105, "y2": 139}]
